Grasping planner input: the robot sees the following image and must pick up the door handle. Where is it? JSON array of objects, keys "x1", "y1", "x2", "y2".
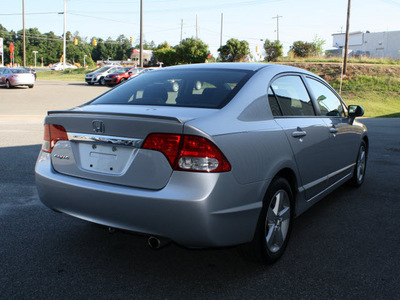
[{"x1": 292, "y1": 127, "x2": 307, "y2": 138}]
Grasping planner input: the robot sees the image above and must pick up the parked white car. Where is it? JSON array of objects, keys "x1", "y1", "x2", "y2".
[{"x1": 51, "y1": 63, "x2": 78, "y2": 71}]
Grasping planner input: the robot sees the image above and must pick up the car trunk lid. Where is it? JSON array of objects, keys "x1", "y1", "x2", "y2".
[{"x1": 45, "y1": 109, "x2": 186, "y2": 190}]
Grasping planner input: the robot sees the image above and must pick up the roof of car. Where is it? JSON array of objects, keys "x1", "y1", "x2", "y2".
[
  {"x1": 165, "y1": 63, "x2": 269, "y2": 72},
  {"x1": 157, "y1": 63, "x2": 317, "y2": 77}
]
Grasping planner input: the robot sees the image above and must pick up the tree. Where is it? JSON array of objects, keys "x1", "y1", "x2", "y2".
[
  {"x1": 152, "y1": 48, "x2": 177, "y2": 66},
  {"x1": 289, "y1": 41, "x2": 314, "y2": 57},
  {"x1": 218, "y1": 38, "x2": 250, "y2": 62},
  {"x1": 312, "y1": 35, "x2": 325, "y2": 57},
  {"x1": 289, "y1": 36, "x2": 326, "y2": 58},
  {"x1": 263, "y1": 39, "x2": 283, "y2": 62},
  {"x1": 175, "y1": 37, "x2": 210, "y2": 64}
]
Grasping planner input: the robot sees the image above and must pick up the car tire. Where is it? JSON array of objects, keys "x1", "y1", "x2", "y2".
[
  {"x1": 119, "y1": 78, "x2": 126, "y2": 84},
  {"x1": 348, "y1": 140, "x2": 367, "y2": 187},
  {"x1": 6, "y1": 80, "x2": 11, "y2": 89},
  {"x1": 87, "y1": 82, "x2": 94, "y2": 86},
  {"x1": 239, "y1": 177, "x2": 293, "y2": 264},
  {"x1": 28, "y1": 85, "x2": 34, "y2": 89},
  {"x1": 99, "y1": 77, "x2": 106, "y2": 86}
]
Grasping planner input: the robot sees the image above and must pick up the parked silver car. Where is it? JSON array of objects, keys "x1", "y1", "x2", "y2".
[
  {"x1": 0, "y1": 67, "x2": 35, "y2": 88},
  {"x1": 85, "y1": 66, "x2": 121, "y2": 86},
  {"x1": 35, "y1": 63, "x2": 368, "y2": 263}
]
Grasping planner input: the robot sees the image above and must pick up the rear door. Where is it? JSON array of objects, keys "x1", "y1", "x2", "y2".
[{"x1": 269, "y1": 75, "x2": 331, "y2": 200}]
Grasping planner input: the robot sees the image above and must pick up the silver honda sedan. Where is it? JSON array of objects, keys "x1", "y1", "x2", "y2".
[{"x1": 35, "y1": 63, "x2": 368, "y2": 264}]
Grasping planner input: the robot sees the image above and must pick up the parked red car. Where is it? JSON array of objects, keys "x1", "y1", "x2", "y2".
[{"x1": 104, "y1": 67, "x2": 144, "y2": 86}]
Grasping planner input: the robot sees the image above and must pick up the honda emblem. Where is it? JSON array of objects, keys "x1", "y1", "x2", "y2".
[{"x1": 92, "y1": 120, "x2": 105, "y2": 134}]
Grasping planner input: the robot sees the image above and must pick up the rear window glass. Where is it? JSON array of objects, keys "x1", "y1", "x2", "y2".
[{"x1": 90, "y1": 69, "x2": 253, "y2": 108}]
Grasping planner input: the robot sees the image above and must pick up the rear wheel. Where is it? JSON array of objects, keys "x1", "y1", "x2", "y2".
[
  {"x1": 28, "y1": 85, "x2": 34, "y2": 88},
  {"x1": 6, "y1": 80, "x2": 11, "y2": 89},
  {"x1": 348, "y1": 141, "x2": 367, "y2": 187},
  {"x1": 240, "y1": 177, "x2": 293, "y2": 264}
]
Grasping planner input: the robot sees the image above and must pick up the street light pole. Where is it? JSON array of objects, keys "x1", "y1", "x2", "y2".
[{"x1": 32, "y1": 51, "x2": 38, "y2": 67}]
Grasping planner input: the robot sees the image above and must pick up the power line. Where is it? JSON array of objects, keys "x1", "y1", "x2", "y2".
[
  {"x1": 0, "y1": 12, "x2": 60, "y2": 16},
  {"x1": 68, "y1": 12, "x2": 137, "y2": 25}
]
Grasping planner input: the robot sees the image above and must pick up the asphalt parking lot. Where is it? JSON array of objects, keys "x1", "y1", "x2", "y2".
[{"x1": 1, "y1": 81, "x2": 399, "y2": 299}]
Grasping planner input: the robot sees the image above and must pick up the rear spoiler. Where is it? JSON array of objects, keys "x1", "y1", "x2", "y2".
[{"x1": 47, "y1": 110, "x2": 183, "y2": 124}]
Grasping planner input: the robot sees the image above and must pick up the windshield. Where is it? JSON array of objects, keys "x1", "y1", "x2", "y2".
[
  {"x1": 115, "y1": 67, "x2": 132, "y2": 74},
  {"x1": 90, "y1": 68, "x2": 253, "y2": 108},
  {"x1": 96, "y1": 67, "x2": 111, "y2": 72}
]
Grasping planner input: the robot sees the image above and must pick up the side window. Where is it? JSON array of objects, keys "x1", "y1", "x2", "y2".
[
  {"x1": 270, "y1": 75, "x2": 315, "y2": 116},
  {"x1": 306, "y1": 77, "x2": 346, "y2": 117}
]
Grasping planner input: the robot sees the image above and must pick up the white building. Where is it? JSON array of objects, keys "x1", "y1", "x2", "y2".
[{"x1": 332, "y1": 30, "x2": 400, "y2": 59}]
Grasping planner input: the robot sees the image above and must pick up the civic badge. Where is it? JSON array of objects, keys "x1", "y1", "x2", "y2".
[{"x1": 92, "y1": 120, "x2": 105, "y2": 134}]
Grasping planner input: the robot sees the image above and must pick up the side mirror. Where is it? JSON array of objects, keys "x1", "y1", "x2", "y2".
[{"x1": 348, "y1": 105, "x2": 364, "y2": 124}]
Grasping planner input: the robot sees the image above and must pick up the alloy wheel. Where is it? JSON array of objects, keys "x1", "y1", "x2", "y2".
[{"x1": 265, "y1": 189, "x2": 291, "y2": 253}]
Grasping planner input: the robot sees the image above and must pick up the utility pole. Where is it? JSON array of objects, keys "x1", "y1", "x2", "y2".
[
  {"x1": 22, "y1": 0, "x2": 26, "y2": 67},
  {"x1": 196, "y1": 15, "x2": 198, "y2": 40},
  {"x1": 343, "y1": 0, "x2": 351, "y2": 75},
  {"x1": 139, "y1": 0, "x2": 143, "y2": 67},
  {"x1": 63, "y1": 0, "x2": 66, "y2": 71},
  {"x1": 272, "y1": 14, "x2": 282, "y2": 41},
  {"x1": 180, "y1": 19, "x2": 183, "y2": 43},
  {"x1": 220, "y1": 13, "x2": 224, "y2": 47}
]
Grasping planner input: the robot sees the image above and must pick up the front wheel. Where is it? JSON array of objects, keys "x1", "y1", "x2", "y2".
[
  {"x1": 348, "y1": 141, "x2": 367, "y2": 187},
  {"x1": 240, "y1": 177, "x2": 293, "y2": 264},
  {"x1": 28, "y1": 85, "x2": 34, "y2": 88},
  {"x1": 99, "y1": 77, "x2": 106, "y2": 86}
]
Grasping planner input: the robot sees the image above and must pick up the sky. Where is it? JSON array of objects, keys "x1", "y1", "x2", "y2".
[{"x1": 1, "y1": 0, "x2": 400, "y2": 57}]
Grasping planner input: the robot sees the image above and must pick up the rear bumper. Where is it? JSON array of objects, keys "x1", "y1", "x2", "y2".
[
  {"x1": 35, "y1": 151, "x2": 264, "y2": 248},
  {"x1": 10, "y1": 78, "x2": 35, "y2": 86}
]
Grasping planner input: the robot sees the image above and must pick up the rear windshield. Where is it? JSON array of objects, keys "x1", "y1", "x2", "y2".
[
  {"x1": 90, "y1": 68, "x2": 253, "y2": 108},
  {"x1": 11, "y1": 68, "x2": 30, "y2": 74}
]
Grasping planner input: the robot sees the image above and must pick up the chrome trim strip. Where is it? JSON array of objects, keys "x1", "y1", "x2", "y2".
[
  {"x1": 302, "y1": 164, "x2": 355, "y2": 193},
  {"x1": 67, "y1": 132, "x2": 143, "y2": 147},
  {"x1": 306, "y1": 172, "x2": 352, "y2": 203}
]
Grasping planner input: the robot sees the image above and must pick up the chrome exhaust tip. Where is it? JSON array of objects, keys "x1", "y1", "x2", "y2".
[{"x1": 148, "y1": 236, "x2": 170, "y2": 249}]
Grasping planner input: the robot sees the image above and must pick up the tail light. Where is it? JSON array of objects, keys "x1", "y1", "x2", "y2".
[
  {"x1": 42, "y1": 124, "x2": 68, "y2": 153},
  {"x1": 142, "y1": 133, "x2": 231, "y2": 172}
]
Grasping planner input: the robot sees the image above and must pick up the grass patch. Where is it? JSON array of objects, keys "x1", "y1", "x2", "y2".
[
  {"x1": 37, "y1": 68, "x2": 97, "y2": 81},
  {"x1": 330, "y1": 75, "x2": 400, "y2": 93},
  {"x1": 277, "y1": 56, "x2": 400, "y2": 65},
  {"x1": 341, "y1": 91, "x2": 400, "y2": 118}
]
